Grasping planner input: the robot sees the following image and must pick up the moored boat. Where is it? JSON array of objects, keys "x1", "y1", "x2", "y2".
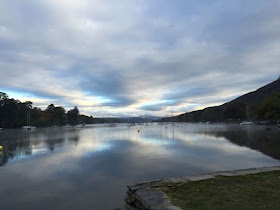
[
  {"x1": 240, "y1": 105, "x2": 253, "y2": 126},
  {"x1": 22, "y1": 126, "x2": 36, "y2": 130},
  {"x1": 109, "y1": 123, "x2": 117, "y2": 127},
  {"x1": 240, "y1": 121, "x2": 253, "y2": 126},
  {"x1": 74, "y1": 124, "x2": 85, "y2": 129},
  {"x1": 63, "y1": 124, "x2": 73, "y2": 129}
]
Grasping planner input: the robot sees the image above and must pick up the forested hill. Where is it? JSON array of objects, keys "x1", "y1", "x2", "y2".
[
  {"x1": 231, "y1": 77, "x2": 280, "y2": 105},
  {"x1": 162, "y1": 77, "x2": 280, "y2": 123}
]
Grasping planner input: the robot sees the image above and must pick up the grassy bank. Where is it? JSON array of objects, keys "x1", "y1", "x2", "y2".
[{"x1": 163, "y1": 171, "x2": 280, "y2": 210}]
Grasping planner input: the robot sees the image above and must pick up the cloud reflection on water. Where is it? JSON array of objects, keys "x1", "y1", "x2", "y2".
[{"x1": 0, "y1": 124, "x2": 279, "y2": 209}]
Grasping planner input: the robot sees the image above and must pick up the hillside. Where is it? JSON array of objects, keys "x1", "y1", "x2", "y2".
[
  {"x1": 231, "y1": 77, "x2": 280, "y2": 105},
  {"x1": 162, "y1": 78, "x2": 280, "y2": 123}
]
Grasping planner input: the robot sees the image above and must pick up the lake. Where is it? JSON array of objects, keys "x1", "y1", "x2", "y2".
[{"x1": 0, "y1": 124, "x2": 279, "y2": 209}]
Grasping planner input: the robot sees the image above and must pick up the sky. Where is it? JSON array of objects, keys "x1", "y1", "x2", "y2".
[{"x1": 0, "y1": 0, "x2": 279, "y2": 117}]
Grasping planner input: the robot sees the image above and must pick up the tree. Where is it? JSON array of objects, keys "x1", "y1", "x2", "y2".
[
  {"x1": 222, "y1": 101, "x2": 247, "y2": 121},
  {"x1": 44, "y1": 104, "x2": 55, "y2": 126},
  {"x1": 0, "y1": 92, "x2": 9, "y2": 127},
  {"x1": 54, "y1": 106, "x2": 66, "y2": 126},
  {"x1": 67, "y1": 106, "x2": 79, "y2": 125},
  {"x1": 256, "y1": 93, "x2": 280, "y2": 121},
  {"x1": 0, "y1": 92, "x2": 8, "y2": 107},
  {"x1": 0, "y1": 98, "x2": 19, "y2": 128},
  {"x1": 31, "y1": 107, "x2": 44, "y2": 127}
]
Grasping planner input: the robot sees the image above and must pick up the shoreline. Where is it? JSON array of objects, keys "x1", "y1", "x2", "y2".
[{"x1": 125, "y1": 165, "x2": 280, "y2": 210}]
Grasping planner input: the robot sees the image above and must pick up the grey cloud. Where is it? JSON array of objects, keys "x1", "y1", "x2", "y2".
[
  {"x1": 139, "y1": 100, "x2": 178, "y2": 112},
  {"x1": 0, "y1": 0, "x2": 280, "y2": 116}
]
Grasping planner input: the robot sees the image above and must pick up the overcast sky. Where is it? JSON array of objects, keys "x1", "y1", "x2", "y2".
[{"x1": 0, "y1": 0, "x2": 279, "y2": 117}]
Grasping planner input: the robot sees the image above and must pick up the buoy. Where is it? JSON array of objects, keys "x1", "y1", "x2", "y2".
[
  {"x1": 138, "y1": 129, "x2": 140, "y2": 133},
  {"x1": 0, "y1": 145, "x2": 3, "y2": 151}
]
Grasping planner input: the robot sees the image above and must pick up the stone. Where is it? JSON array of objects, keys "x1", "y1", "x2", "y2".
[
  {"x1": 128, "y1": 180, "x2": 163, "y2": 191},
  {"x1": 135, "y1": 189, "x2": 181, "y2": 210},
  {"x1": 162, "y1": 177, "x2": 187, "y2": 185},
  {"x1": 211, "y1": 170, "x2": 241, "y2": 177},
  {"x1": 259, "y1": 166, "x2": 280, "y2": 172},
  {"x1": 212, "y1": 167, "x2": 280, "y2": 177},
  {"x1": 124, "y1": 204, "x2": 137, "y2": 210},
  {"x1": 183, "y1": 174, "x2": 215, "y2": 181}
]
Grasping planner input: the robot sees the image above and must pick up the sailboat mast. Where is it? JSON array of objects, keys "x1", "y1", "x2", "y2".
[
  {"x1": 246, "y1": 105, "x2": 250, "y2": 121},
  {"x1": 27, "y1": 110, "x2": 28, "y2": 126},
  {"x1": 26, "y1": 107, "x2": 31, "y2": 126}
]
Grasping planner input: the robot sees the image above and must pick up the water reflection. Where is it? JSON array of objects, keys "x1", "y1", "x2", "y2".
[
  {"x1": 0, "y1": 128, "x2": 80, "y2": 166},
  {"x1": 0, "y1": 124, "x2": 279, "y2": 209},
  {"x1": 194, "y1": 125, "x2": 280, "y2": 160}
]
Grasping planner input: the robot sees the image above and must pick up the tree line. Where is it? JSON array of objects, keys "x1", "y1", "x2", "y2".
[{"x1": 0, "y1": 92, "x2": 104, "y2": 128}]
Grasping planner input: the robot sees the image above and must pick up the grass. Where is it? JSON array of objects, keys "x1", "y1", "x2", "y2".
[{"x1": 163, "y1": 171, "x2": 280, "y2": 210}]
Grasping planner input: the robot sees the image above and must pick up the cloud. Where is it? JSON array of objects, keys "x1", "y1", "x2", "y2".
[
  {"x1": 0, "y1": 0, "x2": 280, "y2": 117},
  {"x1": 138, "y1": 100, "x2": 178, "y2": 112}
]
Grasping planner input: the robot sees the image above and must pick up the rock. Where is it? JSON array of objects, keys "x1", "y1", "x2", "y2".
[
  {"x1": 125, "y1": 204, "x2": 137, "y2": 210},
  {"x1": 183, "y1": 174, "x2": 215, "y2": 181},
  {"x1": 162, "y1": 177, "x2": 187, "y2": 185},
  {"x1": 135, "y1": 189, "x2": 181, "y2": 210}
]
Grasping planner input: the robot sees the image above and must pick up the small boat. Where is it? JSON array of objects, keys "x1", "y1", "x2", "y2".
[
  {"x1": 240, "y1": 105, "x2": 253, "y2": 126},
  {"x1": 240, "y1": 121, "x2": 253, "y2": 126},
  {"x1": 127, "y1": 117, "x2": 131, "y2": 127},
  {"x1": 109, "y1": 123, "x2": 117, "y2": 127},
  {"x1": 74, "y1": 124, "x2": 85, "y2": 129},
  {"x1": 22, "y1": 126, "x2": 36, "y2": 130},
  {"x1": 63, "y1": 124, "x2": 73, "y2": 129},
  {"x1": 22, "y1": 106, "x2": 36, "y2": 130},
  {"x1": 172, "y1": 111, "x2": 176, "y2": 126}
]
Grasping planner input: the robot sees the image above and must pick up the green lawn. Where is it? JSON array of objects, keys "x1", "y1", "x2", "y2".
[{"x1": 163, "y1": 171, "x2": 280, "y2": 210}]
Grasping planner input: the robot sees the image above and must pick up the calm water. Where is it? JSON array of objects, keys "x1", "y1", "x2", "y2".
[{"x1": 0, "y1": 124, "x2": 279, "y2": 209}]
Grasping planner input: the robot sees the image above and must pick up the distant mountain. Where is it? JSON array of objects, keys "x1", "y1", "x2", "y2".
[
  {"x1": 116, "y1": 116, "x2": 161, "y2": 123},
  {"x1": 162, "y1": 77, "x2": 280, "y2": 123},
  {"x1": 140, "y1": 115, "x2": 162, "y2": 121}
]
